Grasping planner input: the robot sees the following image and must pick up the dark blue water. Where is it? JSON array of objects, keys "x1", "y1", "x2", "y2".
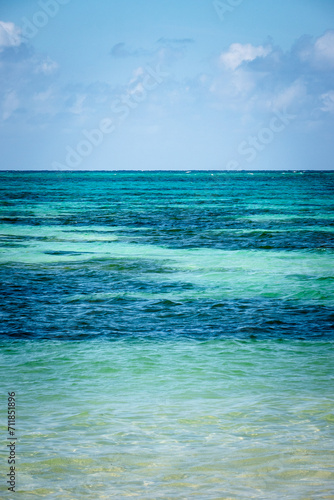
[{"x1": 0, "y1": 171, "x2": 333, "y2": 340}]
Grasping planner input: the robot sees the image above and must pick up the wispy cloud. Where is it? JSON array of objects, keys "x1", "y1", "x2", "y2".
[
  {"x1": 110, "y1": 38, "x2": 194, "y2": 59},
  {"x1": 0, "y1": 21, "x2": 21, "y2": 51},
  {"x1": 320, "y1": 90, "x2": 334, "y2": 113},
  {"x1": 0, "y1": 21, "x2": 59, "y2": 126},
  {"x1": 110, "y1": 42, "x2": 152, "y2": 58}
]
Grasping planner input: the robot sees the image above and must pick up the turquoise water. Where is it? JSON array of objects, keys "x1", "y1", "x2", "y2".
[{"x1": 0, "y1": 171, "x2": 333, "y2": 498}]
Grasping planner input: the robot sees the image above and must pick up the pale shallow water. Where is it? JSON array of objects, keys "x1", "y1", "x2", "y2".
[
  {"x1": 1, "y1": 339, "x2": 334, "y2": 499},
  {"x1": 0, "y1": 171, "x2": 333, "y2": 498}
]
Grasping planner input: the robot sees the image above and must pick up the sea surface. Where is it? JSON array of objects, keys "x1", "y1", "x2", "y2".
[{"x1": 0, "y1": 171, "x2": 333, "y2": 499}]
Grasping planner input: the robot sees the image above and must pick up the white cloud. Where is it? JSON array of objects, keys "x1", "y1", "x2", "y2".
[
  {"x1": 0, "y1": 37, "x2": 60, "y2": 125},
  {"x1": 313, "y1": 31, "x2": 334, "y2": 68},
  {"x1": 320, "y1": 91, "x2": 334, "y2": 113},
  {"x1": 220, "y1": 43, "x2": 271, "y2": 71},
  {"x1": 206, "y1": 31, "x2": 334, "y2": 124},
  {"x1": 0, "y1": 21, "x2": 21, "y2": 51},
  {"x1": 297, "y1": 31, "x2": 334, "y2": 69}
]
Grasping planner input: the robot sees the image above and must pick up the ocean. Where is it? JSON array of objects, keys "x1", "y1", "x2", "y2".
[{"x1": 0, "y1": 171, "x2": 333, "y2": 498}]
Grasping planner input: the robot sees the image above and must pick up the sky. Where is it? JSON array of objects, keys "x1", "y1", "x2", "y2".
[{"x1": 0, "y1": 0, "x2": 334, "y2": 170}]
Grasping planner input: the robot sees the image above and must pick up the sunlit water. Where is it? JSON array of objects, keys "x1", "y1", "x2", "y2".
[{"x1": 0, "y1": 171, "x2": 333, "y2": 498}]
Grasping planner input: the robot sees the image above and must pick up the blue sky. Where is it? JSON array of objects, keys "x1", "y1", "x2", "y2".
[{"x1": 0, "y1": 0, "x2": 334, "y2": 170}]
